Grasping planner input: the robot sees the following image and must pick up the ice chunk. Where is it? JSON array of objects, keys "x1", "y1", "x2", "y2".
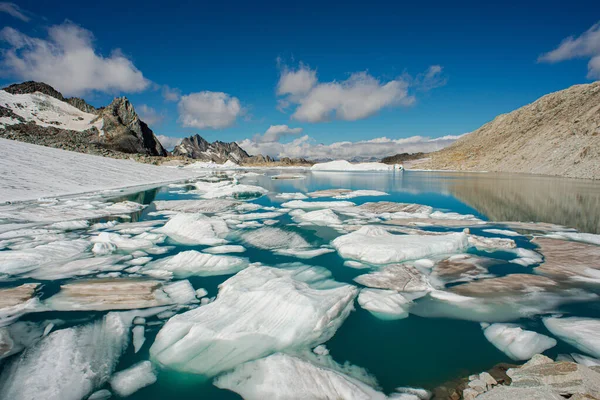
[
  {"x1": 201, "y1": 184, "x2": 268, "y2": 200},
  {"x1": 282, "y1": 200, "x2": 356, "y2": 210},
  {"x1": 30, "y1": 255, "x2": 127, "y2": 280},
  {"x1": 0, "y1": 284, "x2": 43, "y2": 327},
  {"x1": 161, "y1": 280, "x2": 198, "y2": 305},
  {"x1": 543, "y1": 317, "x2": 600, "y2": 358},
  {"x1": 0, "y1": 239, "x2": 90, "y2": 278},
  {"x1": 467, "y1": 234, "x2": 516, "y2": 250},
  {"x1": 156, "y1": 213, "x2": 229, "y2": 245},
  {"x1": 482, "y1": 229, "x2": 521, "y2": 237},
  {"x1": 132, "y1": 325, "x2": 145, "y2": 353},
  {"x1": 90, "y1": 232, "x2": 158, "y2": 252},
  {"x1": 144, "y1": 250, "x2": 248, "y2": 277},
  {"x1": 204, "y1": 245, "x2": 246, "y2": 254},
  {"x1": 110, "y1": 361, "x2": 157, "y2": 397},
  {"x1": 0, "y1": 320, "x2": 56, "y2": 359},
  {"x1": 308, "y1": 189, "x2": 353, "y2": 198},
  {"x1": 333, "y1": 226, "x2": 468, "y2": 264},
  {"x1": 333, "y1": 190, "x2": 389, "y2": 199},
  {"x1": 242, "y1": 227, "x2": 310, "y2": 250},
  {"x1": 49, "y1": 220, "x2": 90, "y2": 230},
  {"x1": 214, "y1": 353, "x2": 387, "y2": 400},
  {"x1": 275, "y1": 248, "x2": 335, "y2": 259},
  {"x1": 313, "y1": 345, "x2": 329, "y2": 356},
  {"x1": 430, "y1": 254, "x2": 495, "y2": 285},
  {"x1": 195, "y1": 288, "x2": 208, "y2": 298},
  {"x1": 482, "y1": 323, "x2": 556, "y2": 360},
  {"x1": 355, "y1": 264, "x2": 431, "y2": 292},
  {"x1": 87, "y1": 389, "x2": 112, "y2": 400},
  {"x1": 153, "y1": 199, "x2": 239, "y2": 213},
  {"x1": 275, "y1": 192, "x2": 308, "y2": 200},
  {"x1": 358, "y1": 289, "x2": 411, "y2": 320},
  {"x1": 533, "y1": 237, "x2": 600, "y2": 284},
  {"x1": 509, "y1": 248, "x2": 543, "y2": 267},
  {"x1": 311, "y1": 160, "x2": 394, "y2": 171},
  {"x1": 45, "y1": 279, "x2": 194, "y2": 311},
  {"x1": 547, "y1": 231, "x2": 600, "y2": 246},
  {"x1": 290, "y1": 208, "x2": 342, "y2": 226},
  {"x1": 150, "y1": 264, "x2": 357, "y2": 376},
  {"x1": 0, "y1": 313, "x2": 131, "y2": 400}
]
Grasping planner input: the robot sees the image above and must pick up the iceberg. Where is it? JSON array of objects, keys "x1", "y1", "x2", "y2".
[
  {"x1": 144, "y1": 250, "x2": 248, "y2": 278},
  {"x1": 0, "y1": 313, "x2": 132, "y2": 400},
  {"x1": 543, "y1": 317, "x2": 600, "y2": 358},
  {"x1": 332, "y1": 226, "x2": 469, "y2": 264},
  {"x1": 110, "y1": 361, "x2": 157, "y2": 397},
  {"x1": 242, "y1": 227, "x2": 310, "y2": 250},
  {"x1": 155, "y1": 213, "x2": 229, "y2": 245},
  {"x1": 214, "y1": 353, "x2": 387, "y2": 400},
  {"x1": 150, "y1": 264, "x2": 358, "y2": 376},
  {"x1": 311, "y1": 160, "x2": 394, "y2": 171},
  {"x1": 358, "y1": 289, "x2": 411, "y2": 320},
  {"x1": 482, "y1": 323, "x2": 556, "y2": 360}
]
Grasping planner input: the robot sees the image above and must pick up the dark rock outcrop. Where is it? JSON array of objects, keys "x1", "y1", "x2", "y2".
[
  {"x1": 97, "y1": 97, "x2": 167, "y2": 156},
  {"x1": 381, "y1": 152, "x2": 426, "y2": 164},
  {"x1": 172, "y1": 134, "x2": 249, "y2": 163}
]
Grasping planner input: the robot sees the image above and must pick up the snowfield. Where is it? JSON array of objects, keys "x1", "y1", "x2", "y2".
[{"x1": 0, "y1": 138, "x2": 201, "y2": 202}]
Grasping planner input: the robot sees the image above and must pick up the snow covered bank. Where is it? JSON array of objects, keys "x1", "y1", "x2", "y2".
[
  {"x1": 311, "y1": 160, "x2": 401, "y2": 171},
  {"x1": 0, "y1": 138, "x2": 201, "y2": 203}
]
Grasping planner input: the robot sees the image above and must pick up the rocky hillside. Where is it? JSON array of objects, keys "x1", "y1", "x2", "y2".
[
  {"x1": 0, "y1": 81, "x2": 166, "y2": 157},
  {"x1": 415, "y1": 81, "x2": 600, "y2": 179}
]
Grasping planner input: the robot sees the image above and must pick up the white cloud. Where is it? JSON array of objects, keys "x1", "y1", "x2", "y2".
[
  {"x1": 539, "y1": 22, "x2": 600, "y2": 79},
  {"x1": 0, "y1": 2, "x2": 29, "y2": 22},
  {"x1": 162, "y1": 85, "x2": 181, "y2": 102},
  {"x1": 253, "y1": 124, "x2": 303, "y2": 143},
  {"x1": 0, "y1": 21, "x2": 150, "y2": 96},
  {"x1": 137, "y1": 104, "x2": 164, "y2": 126},
  {"x1": 276, "y1": 62, "x2": 446, "y2": 123},
  {"x1": 177, "y1": 91, "x2": 243, "y2": 129},
  {"x1": 237, "y1": 134, "x2": 461, "y2": 161},
  {"x1": 156, "y1": 135, "x2": 183, "y2": 151}
]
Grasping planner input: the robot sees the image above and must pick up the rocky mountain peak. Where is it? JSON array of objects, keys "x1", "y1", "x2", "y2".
[
  {"x1": 2, "y1": 81, "x2": 97, "y2": 114},
  {"x1": 172, "y1": 134, "x2": 249, "y2": 163}
]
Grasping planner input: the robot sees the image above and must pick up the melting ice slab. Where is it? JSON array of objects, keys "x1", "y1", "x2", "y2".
[
  {"x1": 332, "y1": 226, "x2": 468, "y2": 264},
  {"x1": 150, "y1": 264, "x2": 357, "y2": 376},
  {"x1": 156, "y1": 213, "x2": 229, "y2": 245},
  {"x1": 0, "y1": 313, "x2": 131, "y2": 400},
  {"x1": 214, "y1": 353, "x2": 388, "y2": 400},
  {"x1": 144, "y1": 250, "x2": 248, "y2": 278},
  {"x1": 543, "y1": 317, "x2": 600, "y2": 359},
  {"x1": 358, "y1": 289, "x2": 411, "y2": 320},
  {"x1": 482, "y1": 323, "x2": 556, "y2": 360}
]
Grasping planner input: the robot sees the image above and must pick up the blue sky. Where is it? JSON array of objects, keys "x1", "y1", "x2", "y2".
[{"x1": 1, "y1": 0, "x2": 599, "y2": 158}]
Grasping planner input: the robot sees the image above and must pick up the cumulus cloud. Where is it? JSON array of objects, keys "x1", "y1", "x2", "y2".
[
  {"x1": 237, "y1": 134, "x2": 461, "y2": 161},
  {"x1": 539, "y1": 22, "x2": 600, "y2": 79},
  {"x1": 0, "y1": 2, "x2": 29, "y2": 22},
  {"x1": 162, "y1": 85, "x2": 181, "y2": 102},
  {"x1": 276, "y1": 62, "x2": 446, "y2": 123},
  {"x1": 0, "y1": 21, "x2": 150, "y2": 96},
  {"x1": 177, "y1": 91, "x2": 243, "y2": 129},
  {"x1": 137, "y1": 104, "x2": 164, "y2": 126},
  {"x1": 252, "y1": 125, "x2": 303, "y2": 143},
  {"x1": 156, "y1": 135, "x2": 183, "y2": 151}
]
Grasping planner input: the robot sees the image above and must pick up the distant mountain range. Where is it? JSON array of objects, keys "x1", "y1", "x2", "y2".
[
  {"x1": 0, "y1": 81, "x2": 310, "y2": 165},
  {"x1": 407, "y1": 81, "x2": 600, "y2": 179}
]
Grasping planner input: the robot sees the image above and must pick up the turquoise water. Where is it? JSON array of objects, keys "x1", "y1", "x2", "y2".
[{"x1": 2, "y1": 170, "x2": 600, "y2": 399}]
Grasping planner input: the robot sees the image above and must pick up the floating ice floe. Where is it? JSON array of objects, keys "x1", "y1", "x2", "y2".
[
  {"x1": 204, "y1": 245, "x2": 246, "y2": 254},
  {"x1": 355, "y1": 264, "x2": 431, "y2": 293},
  {"x1": 358, "y1": 289, "x2": 411, "y2": 320},
  {"x1": 87, "y1": 389, "x2": 112, "y2": 400},
  {"x1": 333, "y1": 190, "x2": 389, "y2": 199},
  {"x1": 533, "y1": 237, "x2": 600, "y2": 284},
  {"x1": 0, "y1": 320, "x2": 51, "y2": 359},
  {"x1": 0, "y1": 284, "x2": 44, "y2": 327},
  {"x1": 332, "y1": 226, "x2": 468, "y2": 265},
  {"x1": 110, "y1": 361, "x2": 157, "y2": 397},
  {"x1": 275, "y1": 192, "x2": 308, "y2": 200},
  {"x1": 214, "y1": 352, "x2": 388, "y2": 400},
  {"x1": 91, "y1": 232, "x2": 162, "y2": 253},
  {"x1": 49, "y1": 220, "x2": 90, "y2": 231},
  {"x1": 557, "y1": 353, "x2": 600, "y2": 366},
  {"x1": 430, "y1": 254, "x2": 496, "y2": 285},
  {"x1": 155, "y1": 213, "x2": 229, "y2": 245},
  {"x1": 132, "y1": 325, "x2": 145, "y2": 353},
  {"x1": 307, "y1": 189, "x2": 353, "y2": 198},
  {"x1": 467, "y1": 234, "x2": 516, "y2": 251},
  {"x1": 311, "y1": 160, "x2": 395, "y2": 171},
  {"x1": 144, "y1": 250, "x2": 248, "y2": 278},
  {"x1": 0, "y1": 239, "x2": 90, "y2": 278},
  {"x1": 29, "y1": 255, "x2": 128, "y2": 280},
  {"x1": 153, "y1": 199, "x2": 240, "y2": 213},
  {"x1": 498, "y1": 221, "x2": 572, "y2": 233},
  {"x1": 482, "y1": 229, "x2": 521, "y2": 237},
  {"x1": 150, "y1": 264, "x2": 358, "y2": 376},
  {"x1": 45, "y1": 279, "x2": 196, "y2": 311},
  {"x1": 200, "y1": 184, "x2": 268, "y2": 200},
  {"x1": 545, "y1": 232, "x2": 600, "y2": 246},
  {"x1": 241, "y1": 227, "x2": 310, "y2": 250},
  {"x1": 482, "y1": 323, "x2": 556, "y2": 360},
  {"x1": 275, "y1": 247, "x2": 336, "y2": 259},
  {"x1": 509, "y1": 248, "x2": 543, "y2": 267},
  {"x1": 281, "y1": 200, "x2": 356, "y2": 210},
  {"x1": 543, "y1": 317, "x2": 600, "y2": 358},
  {"x1": 290, "y1": 209, "x2": 343, "y2": 227},
  {"x1": 0, "y1": 312, "x2": 132, "y2": 400}
]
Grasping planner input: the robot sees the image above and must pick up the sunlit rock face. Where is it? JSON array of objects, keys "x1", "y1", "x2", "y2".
[{"x1": 150, "y1": 264, "x2": 358, "y2": 376}]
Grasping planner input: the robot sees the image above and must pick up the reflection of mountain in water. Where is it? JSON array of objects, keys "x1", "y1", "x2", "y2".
[{"x1": 446, "y1": 173, "x2": 600, "y2": 233}]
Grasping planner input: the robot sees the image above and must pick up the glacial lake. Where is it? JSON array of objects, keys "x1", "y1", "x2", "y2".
[{"x1": 1, "y1": 169, "x2": 600, "y2": 399}]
